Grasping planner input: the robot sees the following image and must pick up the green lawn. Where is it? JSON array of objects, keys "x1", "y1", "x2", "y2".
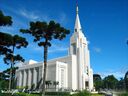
[{"x1": 91, "y1": 94, "x2": 104, "y2": 96}]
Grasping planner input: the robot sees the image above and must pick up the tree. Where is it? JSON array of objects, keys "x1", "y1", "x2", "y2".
[
  {"x1": 0, "y1": 10, "x2": 13, "y2": 56},
  {"x1": 0, "y1": 10, "x2": 28, "y2": 90},
  {"x1": 4, "y1": 35, "x2": 28, "y2": 90},
  {"x1": 103, "y1": 75, "x2": 118, "y2": 89},
  {"x1": 0, "y1": 67, "x2": 18, "y2": 89},
  {"x1": 20, "y1": 20, "x2": 70, "y2": 95},
  {"x1": 116, "y1": 78, "x2": 125, "y2": 90},
  {"x1": 93, "y1": 74, "x2": 103, "y2": 91},
  {"x1": 124, "y1": 71, "x2": 128, "y2": 91}
]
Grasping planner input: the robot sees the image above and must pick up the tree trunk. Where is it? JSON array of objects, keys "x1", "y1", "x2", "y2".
[
  {"x1": 9, "y1": 62, "x2": 12, "y2": 90},
  {"x1": 9, "y1": 45, "x2": 14, "y2": 90},
  {"x1": 42, "y1": 43, "x2": 48, "y2": 96}
]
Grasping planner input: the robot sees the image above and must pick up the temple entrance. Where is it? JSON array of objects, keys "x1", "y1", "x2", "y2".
[{"x1": 85, "y1": 81, "x2": 89, "y2": 89}]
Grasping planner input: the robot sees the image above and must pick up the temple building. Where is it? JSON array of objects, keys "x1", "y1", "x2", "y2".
[{"x1": 16, "y1": 5, "x2": 94, "y2": 91}]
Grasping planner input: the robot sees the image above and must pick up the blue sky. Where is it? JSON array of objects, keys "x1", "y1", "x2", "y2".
[{"x1": 0, "y1": 0, "x2": 128, "y2": 79}]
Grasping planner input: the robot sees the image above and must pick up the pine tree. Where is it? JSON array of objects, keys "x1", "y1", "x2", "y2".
[{"x1": 20, "y1": 20, "x2": 70, "y2": 95}]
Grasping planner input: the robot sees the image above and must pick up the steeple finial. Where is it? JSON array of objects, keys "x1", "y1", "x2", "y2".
[
  {"x1": 76, "y1": 0, "x2": 78, "y2": 14},
  {"x1": 74, "y1": 0, "x2": 81, "y2": 32}
]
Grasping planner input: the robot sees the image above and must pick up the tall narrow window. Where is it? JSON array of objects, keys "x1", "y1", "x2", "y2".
[
  {"x1": 61, "y1": 69, "x2": 64, "y2": 87},
  {"x1": 72, "y1": 43, "x2": 76, "y2": 55}
]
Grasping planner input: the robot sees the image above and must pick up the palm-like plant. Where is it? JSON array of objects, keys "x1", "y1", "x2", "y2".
[
  {"x1": 53, "y1": 81, "x2": 59, "y2": 89},
  {"x1": 20, "y1": 20, "x2": 70, "y2": 95}
]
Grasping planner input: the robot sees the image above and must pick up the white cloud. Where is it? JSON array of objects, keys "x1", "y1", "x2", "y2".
[
  {"x1": 99, "y1": 67, "x2": 128, "y2": 80},
  {"x1": 28, "y1": 43, "x2": 68, "y2": 53},
  {"x1": 59, "y1": 13, "x2": 67, "y2": 24},
  {"x1": 48, "y1": 47, "x2": 68, "y2": 53},
  {"x1": 93, "y1": 47, "x2": 101, "y2": 53},
  {"x1": 100, "y1": 71, "x2": 124, "y2": 79},
  {"x1": 19, "y1": 9, "x2": 40, "y2": 20},
  {"x1": 49, "y1": 43, "x2": 68, "y2": 53}
]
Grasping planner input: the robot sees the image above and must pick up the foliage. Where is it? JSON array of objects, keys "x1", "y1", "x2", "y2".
[
  {"x1": 20, "y1": 20, "x2": 70, "y2": 95},
  {"x1": 71, "y1": 90, "x2": 90, "y2": 96},
  {"x1": 91, "y1": 94, "x2": 104, "y2": 96},
  {"x1": 124, "y1": 71, "x2": 128, "y2": 91},
  {"x1": 0, "y1": 10, "x2": 12, "y2": 26},
  {"x1": 103, "y1": 75, "x2": 118, "y2": 89},
  {"x1": 45, "y1": 91, "x2": 70, "y2": 95},
  {"x1": 14, "y1": 93, "x2": 41, "y2": 96},
  {"x1": 0, "y1": 10, "x2": 13, "y2": 56},
  {"x1": 0, "y1": 92, "x2": 106, "y2": 96},
  {"x1": 30, "y1": 84, "x2": 35, "y2": 90},
  {"x1": 0, "y1": 93, "x2": 41, "y2": 96},
  {"x1": 117, "y1": 92, "x2": 128, "y2": 96},
  {"x1": 53, "y1": 81, "x2": 59, "y2": 89},
  {"x1": 0, "y1": 80, "x2": 9, "y2": 89},
  {"x1": 116, "y1": 78, "x2": 125, "y2": 90},
  {"x1": 45, "y1": 80, "x2": 52, "y2": 89},
  {"x1": 93, "y1": 74, "x2": 127, "y2": 91},
  {"x1": 0, "y1": 10, "x2": 28, "y2": 90},
  {"x1": 0, "y1": 67, "x2": 18, "y2": 89},
  {"x1": 3, "y1": 34, "x2": 28, "y2": 64},
  {"x1": 93, "y1": 74, "x2": 103, "y2": 91}
]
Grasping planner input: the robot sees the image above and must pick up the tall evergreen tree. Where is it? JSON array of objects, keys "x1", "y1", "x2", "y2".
[
  {"x1": 4, "y1": 34, "x2": 28, "y2": 90},
  {"x1": 20, "y1": 20, "x2": 70, "y2": 95},
  {"x1": 0, "y1": 10, "x2": 13, "y2": 56},
  {"x1": 0, "y1": 10, "x2": 28, "y2": 90}
]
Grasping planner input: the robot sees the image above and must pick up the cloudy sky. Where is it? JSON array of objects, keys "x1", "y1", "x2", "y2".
[{"x1": 0, "y1": 0, "x2": 128, "y2": 79}]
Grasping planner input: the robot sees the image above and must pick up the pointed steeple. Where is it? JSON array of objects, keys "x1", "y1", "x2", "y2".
[{"x1": 74, "y1": 4, "x2": 82, "y2": 32}]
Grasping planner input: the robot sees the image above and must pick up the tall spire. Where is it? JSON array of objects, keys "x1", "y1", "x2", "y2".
[{"x1": 74, "y1": 1, "x2": 81, "y2": 32}]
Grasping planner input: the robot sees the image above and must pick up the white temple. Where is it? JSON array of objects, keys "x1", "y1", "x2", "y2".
[{"x1": 16, "y1": 5, "x2": 93, "y2": 91}]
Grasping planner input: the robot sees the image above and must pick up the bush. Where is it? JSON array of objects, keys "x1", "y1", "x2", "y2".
[
  {"x1": 45, "y1": 91, "x2": 70, "y2": 95},
  {"x1": 118, "y1": 92, "x2": 128, "y2": 96},
  {"x1": 14, "y1": 93, "x2": 41, "y2": 96},
  {"x1": 71, "y1": 90, "x2": 90, "y2": 96},
  {"x1": 0, "y1": 93, "x2": 12, "y2": 96}
]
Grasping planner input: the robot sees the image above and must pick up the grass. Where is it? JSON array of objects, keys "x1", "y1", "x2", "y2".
[{"x1": 91, "y1": 93, "x2": 104, "y2": 96}]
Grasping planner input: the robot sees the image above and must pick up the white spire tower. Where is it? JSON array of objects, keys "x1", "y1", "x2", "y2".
[
  {"x1": 69, "y1": 1, "x2": 94, "y2": 91},
  {"x1": 75, "y1": 4, "x2": 81, "y2": 31}
]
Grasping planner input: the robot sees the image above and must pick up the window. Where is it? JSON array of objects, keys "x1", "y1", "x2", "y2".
[
  {"x1": 72, "y1": 43, "x2": 76, "y2": 54},
  {"x1": 61, "y1": 69, "x2": 64, "y2": 87},
  {"x1": 75, "y1": 29, "x2": 77, "y2": 32},
  {"x1": 85, "y1": 81, "x2": 89, "y2": 87}
]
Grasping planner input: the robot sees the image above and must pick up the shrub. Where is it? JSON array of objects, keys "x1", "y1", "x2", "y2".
[
  {"x1": 14, "y1": 93, "x2": 41, "y2": 96},
  {"x1": 118, "y1": 92, "x2": 128, "y2": 96},
  {"x1": 71, "y1": 90, "x2": 90, "y2": 96},
  {"x1": 45, "y1": 91, "x2": 70, "y2": 95}
]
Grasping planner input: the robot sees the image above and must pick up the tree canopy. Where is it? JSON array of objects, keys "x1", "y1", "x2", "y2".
[
  {"x1": 0, "y1": 10, "x2": 13, "y2": 56},
  {"x1": 0, "y1": 10, "x2": 12, "y2": 26},
  {"x1": 0, "y1": 10, "x2": 28, "y2": 90},
  {"x1": 20, "y1": 21, "x2": 70, "y2": 47},
  {"x1": 103, "y1": 75, "x2": 118, "y2": 89}
]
